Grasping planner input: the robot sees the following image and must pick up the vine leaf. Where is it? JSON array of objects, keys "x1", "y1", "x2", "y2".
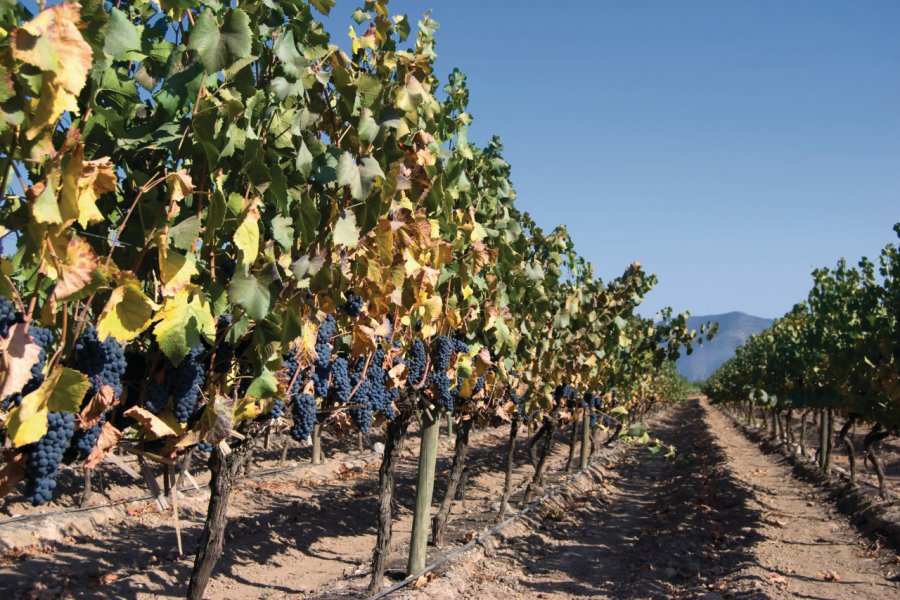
[
  {"x1": 228, "y1": 269, "x2": 271, "y2": 321},
  {"x1": 159, "y1": 245, "x2": 199, "y2": 297},
  {"x1": 245, "y1": 367, "x2": 278, "y2": 399},
  {"x1": 50, "y1": 235, "x2": 98, "y2": 302},
  {"x1": 0, "y1": 324, "x2": 42, "y2": 401},
  {"x1": 153, "y1": 289, "x2": 216, "y2": 365},
  {"x1": 233, "y1": 203, "x2": 261, "y2": 267},
  {"x1": 103, "y1": 8, "x2": 143, "y2": 60},
  {"x1": 122, "y1": 406, "x2": 178, "y2": 439},
  {"x1": 96, "y1": 280, "x2": 158, "y2": 342},
  {"x1": 83, "y1": 422, "x2": 123, "y2": 468},
  {"x1": 309, "y1": 0, "x2": 336, "y2": 16},
  {"x1": 188, "y1": 8, "x2": 253, "y2": 73},
  {"x1": 11, "y1": 3, "x2": 92, "y2": 137},
  {"x1": 5, "y1": 366, "x2": 91, "y2": 448},
  {"x1": 60, "y1": 154, "x2": 116, "y2": 228},
  {"x1": 334, "y1": 212, "x2": 359, "y2": 248}
]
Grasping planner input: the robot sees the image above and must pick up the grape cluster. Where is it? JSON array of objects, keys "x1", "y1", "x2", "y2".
[
  {"x1": 405, "y1": 338, "x2": 426, "y2": 386},
  {"x1": 74, "y1": 326, "x2": 127, "y2": 398},
  {"x1": 2, "y1": 326, "x2": 54, "y2": 410},
  {"x1": 145, "y1": 378, "x2": 169, "y2": 414},
  {"x1": 329, "y1": 357, "x2": 351, "y2": 404},
  {"x1": 340, "y1": 291, "x2": 364, "y2": 318},
  {"x1": 269, "y1": 399, "x2": 285, "y2": 419},
  {"x1": 291, "y1": 393, "x2": 317, "y2": 442},
  {"x1": 145, "y1": 346, "x2": 208, "y2": 421},
  {"x1": 197, "y1": 440, "x2": 213, "y2": 453},
  {"x1": 348, "y1": 357, "x2": 372, "y2": 433},
  {"x1": 171, "y1": 345, "x2": 208, "y2": 423},
  {"x1": 428, "y1": 336, "x2": 467, "y2": 412},
  {"x1": 24, "y1": 411, "x2": 76, "y2": 506},
  {"x1": 69, "y1": 327, "x2": 127, "y2": 457},
  {"x1": 74, "y1": 415, "x2": 106, "y2": 459},
  {"x1": 0, "y1": 297, "x2": 23, "y2": 338},
  {"x1": 311, "y1": 315, "x2": 335, "y2": 398},
  {"x1": 367, "y1": 348, "x2": 396, "y2": 421}
]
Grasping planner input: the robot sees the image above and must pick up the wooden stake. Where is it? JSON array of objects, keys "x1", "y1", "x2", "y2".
[{"x1": 170, "y1": 464, "x2": 183, "y2": 557}]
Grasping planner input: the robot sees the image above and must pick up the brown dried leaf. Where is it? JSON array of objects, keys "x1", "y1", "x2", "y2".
[
  {"x1": 83, "y1": 422, "x2": 122, "y2": 468},
  {"x1": 51, "y1": 234, "x2": 98, "y2": 301},
  {"x1": 0, "y1": 324, "x2": 42, "y2": 400},
  {"x1": 0, "y1": 453, "x2": 26, "y2": 497},
  {"x1": 123, "y1": 406, "x2": 178, "y2": 438},
  {"x1": 78, "y1": 385, "x2": 117, "y2": 429}
]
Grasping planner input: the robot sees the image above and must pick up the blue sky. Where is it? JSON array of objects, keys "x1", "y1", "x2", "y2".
[{"x1": 330, "y1": 0, "x2": 900, "y2": 319}]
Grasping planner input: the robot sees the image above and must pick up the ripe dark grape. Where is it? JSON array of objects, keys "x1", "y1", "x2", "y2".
[
  {"x1": 74, "y1": 326, "x2": 127, "y2": 398},
  {"x1": 367, "y1": 348, "x2": 396, "y2": 421},
  {"x1": 406, "y1": 338, "x2": 426, "y2": 386},
  {"x1": 73, "y1": 415, "x2": 106, "y2": 460},
  {"x1": 312, "y1": 316, "x2": 335, "y2": 398},
  {"x1": 197, "y1": 440, "x2": 213, "y2": 453},
  {"x1": 340, "y1": 291, "x2": 364, "y2": 317},
  {"x1": 269, "y1": 399, "x2": 285, "y2": 419},
  {"x1": 171, "y1": 345, "x2": 208, "y2": 423},
  {"x1": 70, "y1": 327, "x2": 127, "y2": 456},
  {"x1": 0, "y1": 297, "x2": 24, "y2": 338},
  {"x1": 290, "y1": 393, "x2": 317, "y2": 442},
  {"x1": 348, "y1": 357, "x2": 372, "y2": 433},
  {"x1": 329, "y1": 357, "x2": 351, "y2": 405},
  {"x1": 428, "y1": 336, "x2": 459, "y2": 412},
  {"x1": 145, "y1": 379, "x2": 169, "y2": 414},
  {"x1": 24, "y1": 411, "x2": 76, "y2": 506}
]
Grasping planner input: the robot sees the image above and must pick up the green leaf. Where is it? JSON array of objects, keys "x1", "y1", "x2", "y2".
[
  {"x1": 168, "y1": 216, "x2": 201, "y2": 251},
  {"x1": 271, "y1": 215, "x2": 294, "y2": 251},
  {"x1": 309, "y1": 0, "x2": 335, "y2": 15},
  {"x1": 104, "y1": 8, "x2": 143, "y2": 60},
  {"x1": 296, "y1": 140, "x2": 313, "y2": 179},
  {"x1": 245, "y1": 367, "x2": 278, "y2": 399},
  {"x1": 229, "y1": 269, "x2": 272, "y2": 321},
  {"x1": 337, "y1": 152, "x2": 362, "y2": 199},
  {"x1": 274, "y1": 29, "x2": 304, "y2": 78},
  {"x1": 333, "y1": 212, "x2": 359, "y2": 249},
  {"x1": 188, "y1": 8, "x2": 253, "y2": 72}
]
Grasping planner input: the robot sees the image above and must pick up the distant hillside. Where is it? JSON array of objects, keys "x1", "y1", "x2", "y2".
[{"x1": 675, "y1": 312, "x2": 773, "y2": 382}]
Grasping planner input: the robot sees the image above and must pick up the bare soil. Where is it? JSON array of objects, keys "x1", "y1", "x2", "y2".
[{"x1": 1, "y1": 399, "x2": 898, "y2": 599}]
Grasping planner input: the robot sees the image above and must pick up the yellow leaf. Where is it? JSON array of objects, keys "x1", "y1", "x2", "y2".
[
  {"x1": 57, "y1": 147, "x2": 116, "y2": 227},
  {"x1": 11, "y1": 3, "x2": 92, "y2": 138},
  {"x1": 159, "y1": 247, "x2": 198, "y2": 297},
  {"x1": 167, "y1": 170, "x2": 194, "y2": 203},
  {"x1": 233, "y1": 397, "x2": 261, "y2": 423},
  {"x1": 26, "y1": 85, "x2": 79, "y2": 140},
  {"x1": 50, "y1": 234, "x2": 98, "y2": 301},
  {"x1": 5, "y1": 366, "x2": 90, "y2": 447},
  {"x1": 234, "y1": 205, "x2": 261, "y2": 266},
  {"x1": 97, "y1": 281, "x2": 158, "y2": 342}
]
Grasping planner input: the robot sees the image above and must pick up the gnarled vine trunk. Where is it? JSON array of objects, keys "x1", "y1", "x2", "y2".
[
  {"x1": 187, "y1": 442, "x2": 253, "y2": 600},
  {"x1": 368, "y1": 406, "x2": 413, "y2": 594},
  {"x1": 431, "y1": 417, "x2": 473, "y2": 546},
  {"x1": 497, "y1": 418, "x2": 519, "y2": 521},
  {"x1": 863, "y1": 424, "x2": 891, "y2": 499},
  {"x1": 837, "y1": 415, "x2": 857, "y2": 483},
  {"x1": 523, "y1": 405, "x2": 559, "y2": 503}
]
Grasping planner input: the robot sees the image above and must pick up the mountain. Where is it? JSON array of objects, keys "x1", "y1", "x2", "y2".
[{"x1": 675, "y1": 311, "x2": 774, "y2": 382}]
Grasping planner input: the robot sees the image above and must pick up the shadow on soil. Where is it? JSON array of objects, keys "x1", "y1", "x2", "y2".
[{"x1": 498, "y1": 399, "x2": 766, "y2": 599}]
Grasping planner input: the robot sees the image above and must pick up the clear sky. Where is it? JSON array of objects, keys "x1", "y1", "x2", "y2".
[{"x1": 330, "y1": 0, "x2": 900, "y2": 319}]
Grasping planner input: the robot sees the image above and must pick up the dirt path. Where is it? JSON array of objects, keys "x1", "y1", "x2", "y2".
[{"x1": 407, "y1": 399, "x2": 899, "y2": 599}]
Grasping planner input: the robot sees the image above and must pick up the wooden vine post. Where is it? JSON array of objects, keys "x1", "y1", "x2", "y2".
[
  {"x1": 407, "y1": 408, "x2": 441, "y2": 576},
  {"x1": 579, "y1": 408, "x2": 591, "y2": 470}
]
